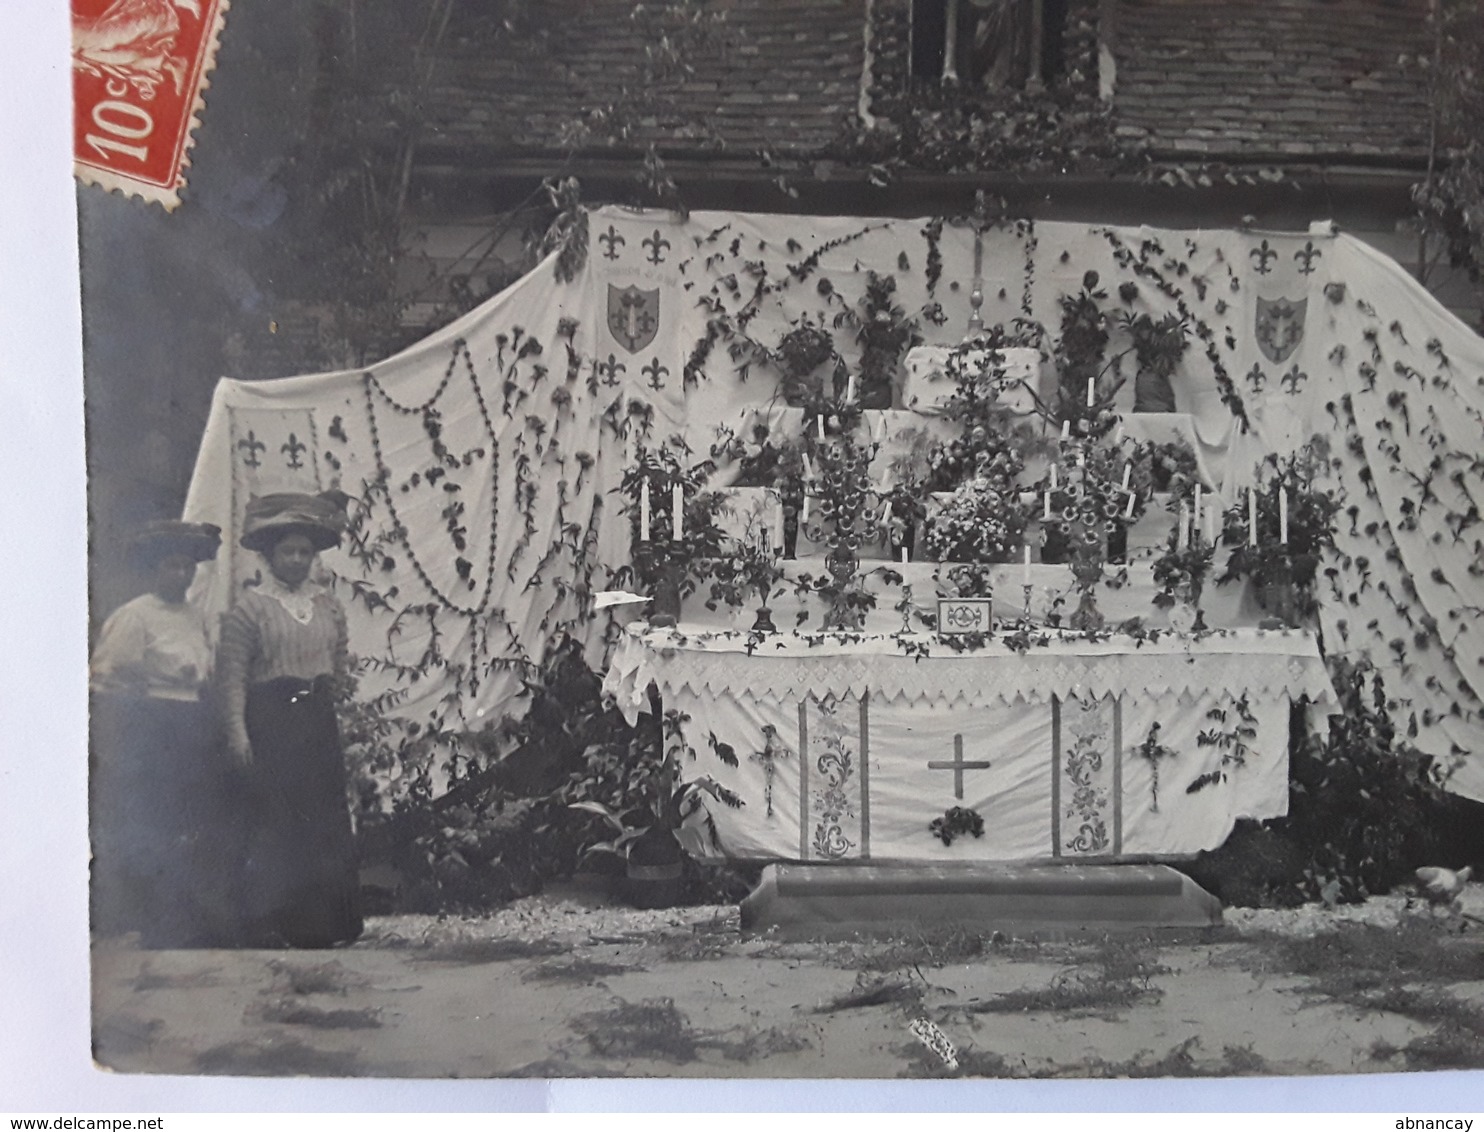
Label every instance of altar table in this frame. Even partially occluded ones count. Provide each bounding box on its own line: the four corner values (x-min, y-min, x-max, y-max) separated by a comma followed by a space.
603, 625, 1337, 863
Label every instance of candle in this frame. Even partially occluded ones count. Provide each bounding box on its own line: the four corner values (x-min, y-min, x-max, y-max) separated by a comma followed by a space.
1248, 487, 1258, 547
1077, 449, 1086, 469
873, 414, 886, 444
803, 453, 814, 480
1023, 544, 1032, 587
881, 499, 893, 525
846, 373, 856, 403
817, 414, 826, 441
801, 495, 810, 525
1177, 503, 1189, 552
1044, 492, 1052, 520
640, 478, 651, 541
1060, 419, 1071, 442
1121, 462, 1131, 490
1087, 377, 1096, 407
901, 546, 909, 565
1279, 486, 1289, 544
672, 483, 683, 540
1124, 490, 1136, 520
1050, 465, 1059, 491
1193, 484, 1202, 535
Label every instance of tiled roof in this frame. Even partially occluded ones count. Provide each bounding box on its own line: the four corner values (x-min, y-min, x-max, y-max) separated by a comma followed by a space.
1111, 0, 1431, 163
417, 0, 865, 159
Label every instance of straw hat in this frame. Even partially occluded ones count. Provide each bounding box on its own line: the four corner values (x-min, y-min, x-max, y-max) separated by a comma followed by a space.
239, 493, 346, 554
128, 520, 222, 569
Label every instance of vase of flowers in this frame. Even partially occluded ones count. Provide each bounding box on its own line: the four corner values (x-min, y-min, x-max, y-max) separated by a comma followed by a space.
1217, 445, 1341, 627
1151, 529, 1216, 632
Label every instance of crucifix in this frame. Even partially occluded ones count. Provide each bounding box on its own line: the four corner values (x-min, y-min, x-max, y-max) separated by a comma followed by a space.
927, 734, 991, 800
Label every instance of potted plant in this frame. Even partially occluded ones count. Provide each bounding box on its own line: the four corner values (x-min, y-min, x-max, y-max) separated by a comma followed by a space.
776, 323, 842, 407
1217, 445, 1341, 627
1151, 527, 1216, 632
568, 711, 744, 909
619, 448, 730, 625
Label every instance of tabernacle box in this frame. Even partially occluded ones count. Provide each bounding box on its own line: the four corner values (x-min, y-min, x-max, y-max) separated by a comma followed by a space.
937, 596, 993, 637
72, 0, 230, 210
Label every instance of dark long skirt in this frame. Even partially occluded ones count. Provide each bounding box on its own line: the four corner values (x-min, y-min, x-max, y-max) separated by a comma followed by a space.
90, 694, 241, 948
241, 676, 363, 948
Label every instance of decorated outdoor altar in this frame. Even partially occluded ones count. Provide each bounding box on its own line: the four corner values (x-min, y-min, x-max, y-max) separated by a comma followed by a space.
178, 205, 1484, 870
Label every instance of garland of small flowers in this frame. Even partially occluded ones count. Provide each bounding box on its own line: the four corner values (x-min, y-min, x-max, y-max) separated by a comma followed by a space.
1134, 723, 1177, 813
358, 339, 502, 621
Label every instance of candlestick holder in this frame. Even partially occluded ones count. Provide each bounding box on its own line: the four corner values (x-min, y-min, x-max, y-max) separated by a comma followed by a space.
1020, 583, 1034, 627
800, 429, 874, 630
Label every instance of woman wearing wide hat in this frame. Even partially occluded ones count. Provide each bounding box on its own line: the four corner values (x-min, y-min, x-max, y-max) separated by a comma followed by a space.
90, 520, 235, 946
217, 492, 364, 947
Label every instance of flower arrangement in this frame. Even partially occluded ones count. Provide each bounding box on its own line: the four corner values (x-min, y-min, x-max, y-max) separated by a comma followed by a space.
1129, 436, 1200, 496
929, 805, 985, 846
618, 447, 730, 602
922, 473, 1028, 564
1150, 526, 1216, 628
1217, 443, 1342, 622
776, 322, 843, 405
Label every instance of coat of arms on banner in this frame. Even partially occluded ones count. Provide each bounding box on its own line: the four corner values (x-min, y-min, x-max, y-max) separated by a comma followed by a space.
607, 283, 660, 354
1255, 296, 1307, 364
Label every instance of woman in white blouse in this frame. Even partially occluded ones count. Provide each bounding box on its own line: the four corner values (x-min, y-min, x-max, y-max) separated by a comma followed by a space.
89, 520, 230, 946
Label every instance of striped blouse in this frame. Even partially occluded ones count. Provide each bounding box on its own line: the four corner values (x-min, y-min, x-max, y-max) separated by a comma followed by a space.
217, 583, 349, 747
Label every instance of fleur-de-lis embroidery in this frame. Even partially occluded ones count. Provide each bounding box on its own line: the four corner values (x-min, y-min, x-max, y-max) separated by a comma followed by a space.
642, 357, 670, 390
281, 432, 307, 469
1281, 365, 1307, 394
599, 225, 625, 260
643, 228, 671, 265
1294, 241, 1322, 275
1246, 363, 1267, 393
1250, 240, 1278, 275
237, 430, 266, 469
597, 354, 626, 387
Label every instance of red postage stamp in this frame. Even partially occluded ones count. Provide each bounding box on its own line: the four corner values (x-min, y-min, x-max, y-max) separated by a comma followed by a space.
71, 0, 229, 210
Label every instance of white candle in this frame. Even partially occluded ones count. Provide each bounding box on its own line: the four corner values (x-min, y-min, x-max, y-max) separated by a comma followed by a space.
1060, 419, 1071, 442
1121, 462, 1131, 490
881, 499, 892, 525
846, 373, 856, 403
672, 483, 683, 540
1177, 503, 1189, 552
1248, 487, 1258, 547
1044, 492, 1053, 520
1087, 377, 1096, 407
1050, 465, 1059, 491
1077, 449, 1086, 469
1124, 490, 1136, 520
817, 414, 826, 441
1023, 544, 1032, 587
901, 546, 909, 565
801, 495, 810, 525
1279, 487, 1289, 544
640, 478, 651, 541
1193, 484, 1202, 539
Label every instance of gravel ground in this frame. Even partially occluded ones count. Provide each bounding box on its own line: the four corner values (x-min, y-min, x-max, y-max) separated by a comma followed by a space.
351, 880, 1484, 949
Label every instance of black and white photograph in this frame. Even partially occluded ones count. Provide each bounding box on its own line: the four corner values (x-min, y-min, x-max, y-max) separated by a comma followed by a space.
14, 0, 1484, 1110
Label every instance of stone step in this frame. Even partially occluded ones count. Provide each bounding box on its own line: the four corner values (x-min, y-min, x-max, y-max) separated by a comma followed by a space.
740, 862, 1222, 940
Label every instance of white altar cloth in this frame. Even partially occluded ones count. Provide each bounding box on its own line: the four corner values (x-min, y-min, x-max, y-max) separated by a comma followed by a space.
603, 626, 1336, 863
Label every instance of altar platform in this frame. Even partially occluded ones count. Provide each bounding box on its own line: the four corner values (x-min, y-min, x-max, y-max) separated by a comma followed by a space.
603, 622, 1337, 864
740, 861, 1224, 939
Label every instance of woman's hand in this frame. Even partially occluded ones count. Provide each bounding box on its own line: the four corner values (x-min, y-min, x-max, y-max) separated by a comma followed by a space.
226, 731, 253, 770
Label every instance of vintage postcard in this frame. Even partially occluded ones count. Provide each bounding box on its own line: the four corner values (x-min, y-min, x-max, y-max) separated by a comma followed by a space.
35, 0, 1484, 1109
